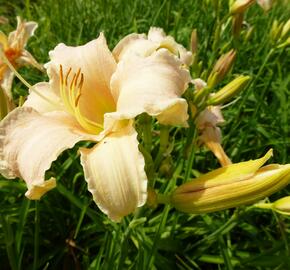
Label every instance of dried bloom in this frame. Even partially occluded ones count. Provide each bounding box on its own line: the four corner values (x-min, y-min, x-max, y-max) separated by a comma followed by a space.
196, 105, 232, 167
0, 16, 43, 99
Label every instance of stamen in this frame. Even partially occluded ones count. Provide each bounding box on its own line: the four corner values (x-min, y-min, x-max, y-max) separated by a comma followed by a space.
65, 67, 72, 86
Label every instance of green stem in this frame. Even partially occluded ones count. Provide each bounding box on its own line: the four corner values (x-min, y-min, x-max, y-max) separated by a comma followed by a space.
157, 193, 171, 205
184, 129, 198, 183
33, 201, 40, 270
154, 125, 169, 170
142, 114, 152, 153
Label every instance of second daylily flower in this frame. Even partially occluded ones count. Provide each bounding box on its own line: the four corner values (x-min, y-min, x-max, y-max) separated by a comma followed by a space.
0, 28, 191, 221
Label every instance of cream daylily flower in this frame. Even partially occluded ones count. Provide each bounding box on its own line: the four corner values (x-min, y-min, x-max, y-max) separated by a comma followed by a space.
0, 31, 191, 221
0, 16, 43, 99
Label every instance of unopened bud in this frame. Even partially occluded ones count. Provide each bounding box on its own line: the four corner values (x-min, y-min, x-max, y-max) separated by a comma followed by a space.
208, 49, 237, 88
244, 26, 255, 42
255, 196, 290, 216
281, 19, 290, 40
270, 20, 284, 43
230, 0, 255, 14
171, 150, 290, 214
207, 75, 250, 106
0, 16, 8, 25
272, 196, 290, 215
191, 29, 198, 54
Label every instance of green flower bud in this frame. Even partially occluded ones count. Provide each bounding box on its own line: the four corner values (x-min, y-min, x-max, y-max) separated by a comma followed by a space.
171, 150, 290, 214
207, 75, 251, 106
207, 49, 236, 88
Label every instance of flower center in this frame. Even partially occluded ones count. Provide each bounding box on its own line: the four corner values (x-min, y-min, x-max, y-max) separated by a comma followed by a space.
59, 65, 103, 134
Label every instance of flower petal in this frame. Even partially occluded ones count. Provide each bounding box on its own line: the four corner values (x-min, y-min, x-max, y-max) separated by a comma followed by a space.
24, 82, 64, 113
0, 107, 96, 199
80, 125, 147, 221
0, 69, 14, 99
46, 33, 117, 125
148, 27, 193, 66
17, 50, 44, 71
109, 49, 190, 126
113, 27, 192, 66
113, 33, 158, 61
8, 17, 38, 50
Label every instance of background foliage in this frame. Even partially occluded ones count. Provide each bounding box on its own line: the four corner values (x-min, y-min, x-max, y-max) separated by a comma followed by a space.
0, 0, 289, 269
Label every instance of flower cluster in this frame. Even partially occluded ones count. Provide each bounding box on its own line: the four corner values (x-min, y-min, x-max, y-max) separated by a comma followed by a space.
0, 17, 289, 222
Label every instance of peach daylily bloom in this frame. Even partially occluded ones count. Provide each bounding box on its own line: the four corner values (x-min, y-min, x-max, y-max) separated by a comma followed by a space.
0, 28, 191, 221
0, 16, 43, 99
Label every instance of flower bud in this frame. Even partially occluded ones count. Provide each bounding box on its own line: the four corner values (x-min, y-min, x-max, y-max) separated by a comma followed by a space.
230, 0, 255, 14
191, 29, 198, 54
281, 19, 290, 40
171, 150, 290, 214
0, 16, 8, 25
207, 75, 250, 106
272, 196, 290, 215
255, 196, 290, 216
270, 20, 284, 43
207, 49, 236, 88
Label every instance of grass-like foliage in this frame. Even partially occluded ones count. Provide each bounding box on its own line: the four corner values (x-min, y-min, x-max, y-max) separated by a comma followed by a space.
0, 0, 289, 269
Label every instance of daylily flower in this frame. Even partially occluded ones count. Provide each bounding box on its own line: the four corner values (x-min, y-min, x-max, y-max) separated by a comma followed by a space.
0, 16, 43, 99
0, 28, 191, 221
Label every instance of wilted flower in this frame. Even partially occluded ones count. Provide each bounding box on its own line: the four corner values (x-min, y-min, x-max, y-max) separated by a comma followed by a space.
0, 16, 43, 99
0, 28, 191, 221
196, 105, 232, 167
171, 150, 290, 214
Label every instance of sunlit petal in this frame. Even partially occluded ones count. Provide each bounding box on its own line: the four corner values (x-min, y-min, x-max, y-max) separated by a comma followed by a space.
46, 33, 117, 126
0, 107, 98, 199
80, 125, 147, 221
109, 49, 190, 126
24, 82, 64, 113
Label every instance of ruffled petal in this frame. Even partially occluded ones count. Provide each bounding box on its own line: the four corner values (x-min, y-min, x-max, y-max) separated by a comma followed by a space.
148, 27, 193, 66
46, 33, 117, 125
80, 125, 147, 221
109, 49, 190, 126
0, 107, 97, 199
114, 27, 192, 66
113, 33, 158, 62
24, 82, 65, 113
